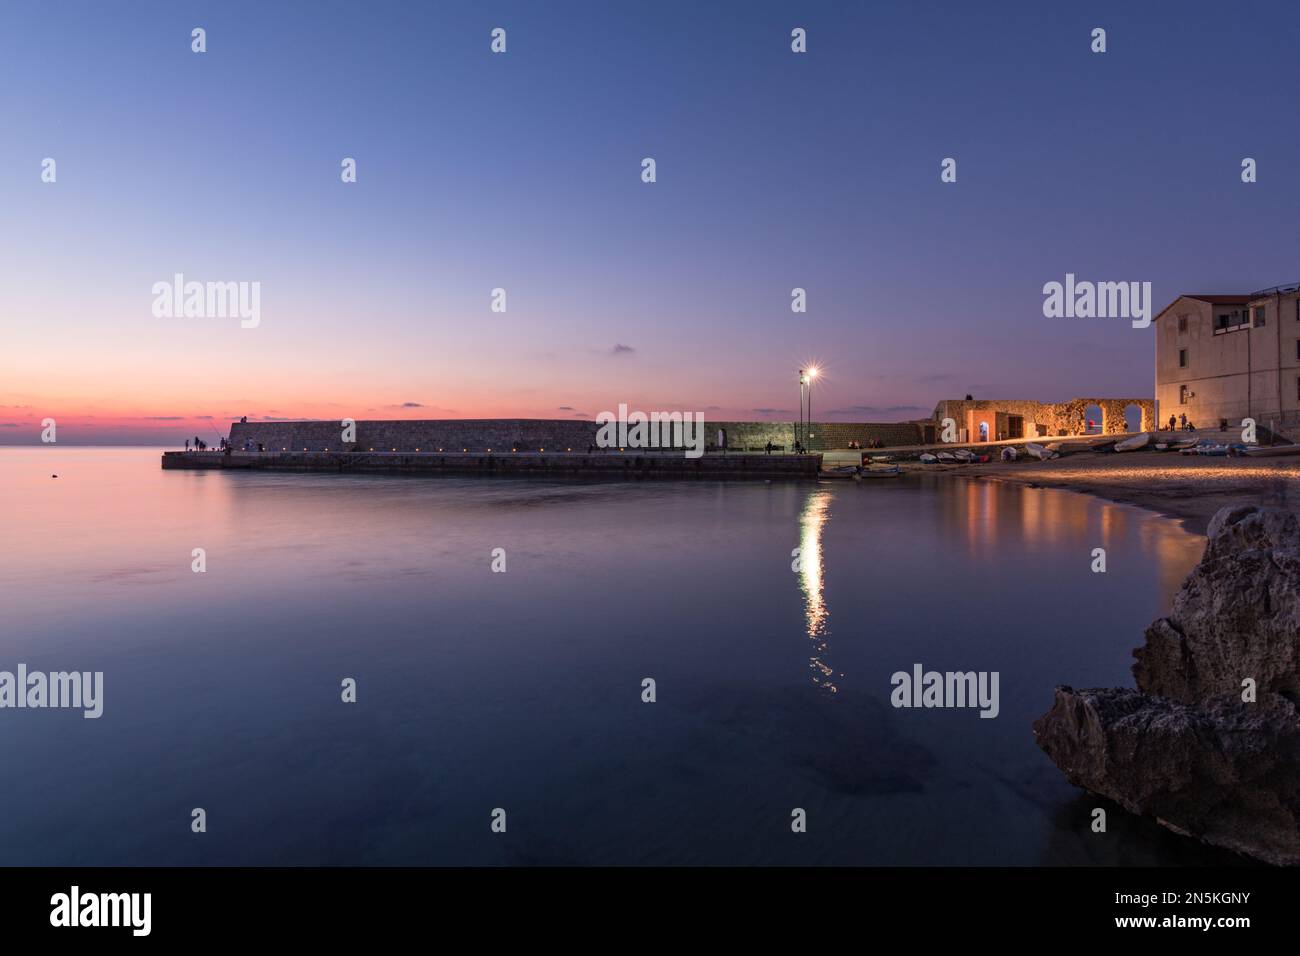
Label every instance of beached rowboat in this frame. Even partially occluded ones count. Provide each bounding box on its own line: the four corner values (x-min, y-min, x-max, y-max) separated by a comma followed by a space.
1025, 443, 1058, 460
1114, 433, 1151, 452
1244, 444, 1300, 458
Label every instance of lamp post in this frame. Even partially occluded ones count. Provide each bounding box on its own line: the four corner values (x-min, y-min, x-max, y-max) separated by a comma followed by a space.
807, 367, 818, 446
798, 369, 807, 451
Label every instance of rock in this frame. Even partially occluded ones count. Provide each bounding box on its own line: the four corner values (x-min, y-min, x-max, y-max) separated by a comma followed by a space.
1034, 504, 1300, 864
1136, 504, 1300, 704
1033, 687, 1300, 865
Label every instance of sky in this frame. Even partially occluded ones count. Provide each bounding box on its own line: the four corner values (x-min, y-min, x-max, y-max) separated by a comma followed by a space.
3, 0, 1300, 443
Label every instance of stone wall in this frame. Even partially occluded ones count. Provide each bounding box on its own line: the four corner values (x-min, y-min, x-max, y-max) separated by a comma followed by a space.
932, 398, 1156, 438
230, 419, 599, 453
226, 418, 921, 454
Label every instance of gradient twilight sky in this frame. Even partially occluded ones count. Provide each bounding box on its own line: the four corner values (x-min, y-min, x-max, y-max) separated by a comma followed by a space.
3, 0, 1300, 443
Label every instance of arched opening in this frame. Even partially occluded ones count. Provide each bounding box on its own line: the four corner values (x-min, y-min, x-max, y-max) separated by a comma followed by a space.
1083, 404, 1103, 435
1123, 404, 1143, 433
978, 421, 989, 442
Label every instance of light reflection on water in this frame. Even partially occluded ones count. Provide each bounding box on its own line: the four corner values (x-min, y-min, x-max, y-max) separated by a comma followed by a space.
0, 448, 1231, 866
798, 490, 835, 693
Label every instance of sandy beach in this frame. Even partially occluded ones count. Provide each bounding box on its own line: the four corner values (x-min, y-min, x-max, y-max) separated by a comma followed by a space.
924, 452, 1300, 535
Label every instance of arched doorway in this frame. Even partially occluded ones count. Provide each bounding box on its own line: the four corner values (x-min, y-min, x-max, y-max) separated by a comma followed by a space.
1084, 404, 1103, 435
978, 421, 989, 442
1123, 404, 1143, 433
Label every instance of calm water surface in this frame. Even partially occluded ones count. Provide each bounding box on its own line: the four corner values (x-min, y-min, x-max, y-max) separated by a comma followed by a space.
0, 447, 1229, 865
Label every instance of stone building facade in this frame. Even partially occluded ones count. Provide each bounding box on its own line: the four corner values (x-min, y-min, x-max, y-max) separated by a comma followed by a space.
1155, 285, 1300, 436
931, 397, 1155, 440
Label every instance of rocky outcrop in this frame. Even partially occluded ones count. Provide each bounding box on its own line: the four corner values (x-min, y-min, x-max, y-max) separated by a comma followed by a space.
1034, 504, 1300, 865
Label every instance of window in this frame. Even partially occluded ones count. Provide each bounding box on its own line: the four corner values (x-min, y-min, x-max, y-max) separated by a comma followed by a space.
1255, 306, 1267, 327
1216, 310, 1249, 332
1178, 348, 1188, 368
1178, 314, 1188, 333
1179, 384, 1188, 405
1296, 340, 1300, 361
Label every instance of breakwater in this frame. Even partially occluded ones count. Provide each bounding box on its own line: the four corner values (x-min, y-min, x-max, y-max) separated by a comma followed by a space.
225, 418, 924, 454
161, 449, 823, 480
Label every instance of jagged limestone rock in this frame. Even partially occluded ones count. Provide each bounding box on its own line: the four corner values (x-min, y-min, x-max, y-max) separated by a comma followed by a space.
1034, 504, 1300, 865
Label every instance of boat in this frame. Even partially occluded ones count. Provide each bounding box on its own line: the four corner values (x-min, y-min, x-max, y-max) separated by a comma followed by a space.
1025, 442, 1058, 461
1244, 444, 1300, 458
1114, 433, 1151, 452
952, 449, 977, 462
1172, 438, 1199, 450
820, 465, 861, 479
1000, 446, 1018, 462
861, 465, 902, 478
936, 452, 959, 463
919, 453, 938, 464
869, 454, 895, 464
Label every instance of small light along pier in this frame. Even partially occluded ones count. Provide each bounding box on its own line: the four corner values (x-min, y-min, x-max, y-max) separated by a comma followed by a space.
161, 449, 824, 481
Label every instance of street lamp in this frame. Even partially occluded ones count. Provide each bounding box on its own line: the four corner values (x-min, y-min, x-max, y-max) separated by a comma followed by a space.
798, 369, 808, 451
807, 367, 819, 443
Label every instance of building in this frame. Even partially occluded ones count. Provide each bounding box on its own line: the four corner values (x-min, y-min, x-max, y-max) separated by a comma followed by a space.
1154, 283, 1300, 436
931, 397, 1154, 441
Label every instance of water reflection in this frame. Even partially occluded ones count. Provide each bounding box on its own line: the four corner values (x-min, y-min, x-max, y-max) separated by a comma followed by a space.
0, 450, 1216, 865
798, 489, 836, 693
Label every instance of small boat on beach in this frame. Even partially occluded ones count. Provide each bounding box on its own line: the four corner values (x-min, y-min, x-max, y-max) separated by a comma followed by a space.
1000, 446, 1018, 462
861, 465, 902, 478
936, 451, 959, 463
1244, 444, 1300, 458
952, 449, 977, 462
1025, 442, 1058, 461
1114, 433, 1151, 452
869, 454, 895, 464
1049, 441, 1092, 454
919, 453, 938, 464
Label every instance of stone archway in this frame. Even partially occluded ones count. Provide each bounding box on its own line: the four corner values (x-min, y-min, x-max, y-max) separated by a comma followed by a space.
1083, 403, 1103, 434
1095, 399, 1155, 434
